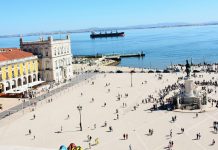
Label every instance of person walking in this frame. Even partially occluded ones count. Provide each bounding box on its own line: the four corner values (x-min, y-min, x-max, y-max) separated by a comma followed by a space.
212, 139, 215, 145
126, 134, 128, 140
129, 144, 132, 150
28, 129, 31, 135
170, 129, 172, 138
123, 134, 126, 140
89, 142, 91, 149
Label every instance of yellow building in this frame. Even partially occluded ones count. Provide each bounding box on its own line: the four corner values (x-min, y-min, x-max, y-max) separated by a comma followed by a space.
0, 48, 40, 94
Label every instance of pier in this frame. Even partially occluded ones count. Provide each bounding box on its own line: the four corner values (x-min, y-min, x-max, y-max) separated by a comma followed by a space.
74, 51, 145, 59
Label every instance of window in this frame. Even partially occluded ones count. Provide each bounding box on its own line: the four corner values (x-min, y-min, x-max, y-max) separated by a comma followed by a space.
45, 61, 49, 70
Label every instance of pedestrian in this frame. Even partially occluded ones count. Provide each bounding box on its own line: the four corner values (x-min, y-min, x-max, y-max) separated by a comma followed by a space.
151, 129, 154, 135
104, 121, 107, 127
95, 138, 99, 145
89, 142, 91, 149
33, 114, 36, 119
123, 134, 126, 140
61, 126, 63, 132
129, 144, 132, 150
67, 114, 70, 119
28, 129, 31, 135
169, 140, 172, 148
117, 114, 119, 120
170, 129, 172, 138
126, 134, 128, 140
212, 139, 215, 145
109, 126, 113, 132
94, 124, 96, 129
33, 135, 35, 140
196, 113, 198, 118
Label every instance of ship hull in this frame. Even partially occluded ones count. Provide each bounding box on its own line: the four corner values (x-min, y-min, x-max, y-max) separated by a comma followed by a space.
90, 32, 125, 39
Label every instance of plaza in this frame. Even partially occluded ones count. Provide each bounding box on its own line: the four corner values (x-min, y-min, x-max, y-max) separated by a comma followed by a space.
0, 72, 217, 150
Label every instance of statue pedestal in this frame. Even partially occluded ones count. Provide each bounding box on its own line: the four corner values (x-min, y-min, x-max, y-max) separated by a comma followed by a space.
184, 77, 195, 98
182, 77, 196, 104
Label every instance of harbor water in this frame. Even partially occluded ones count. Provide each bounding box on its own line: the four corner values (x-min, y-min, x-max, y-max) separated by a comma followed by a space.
1, 25, 218, 69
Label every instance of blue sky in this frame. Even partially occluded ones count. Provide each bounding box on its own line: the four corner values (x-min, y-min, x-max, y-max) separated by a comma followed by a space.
1, 0, 218, 34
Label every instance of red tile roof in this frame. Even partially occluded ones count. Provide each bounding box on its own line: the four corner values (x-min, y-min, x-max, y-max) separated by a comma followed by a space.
0, 48, 34, 62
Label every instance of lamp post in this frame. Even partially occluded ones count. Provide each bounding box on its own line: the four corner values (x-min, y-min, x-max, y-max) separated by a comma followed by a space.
77, 105, 82, 131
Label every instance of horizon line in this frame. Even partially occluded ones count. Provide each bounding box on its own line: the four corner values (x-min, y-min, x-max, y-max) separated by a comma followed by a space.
1, 21, 218, 38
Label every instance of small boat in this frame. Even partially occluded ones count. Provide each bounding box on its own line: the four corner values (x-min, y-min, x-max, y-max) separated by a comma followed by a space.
90, 31, 125, 39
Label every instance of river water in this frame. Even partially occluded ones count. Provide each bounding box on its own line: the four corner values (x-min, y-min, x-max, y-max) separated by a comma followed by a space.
1, 25, 218, 69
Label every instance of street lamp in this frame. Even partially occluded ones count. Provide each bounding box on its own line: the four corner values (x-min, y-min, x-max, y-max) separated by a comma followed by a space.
77, 105, 82, 131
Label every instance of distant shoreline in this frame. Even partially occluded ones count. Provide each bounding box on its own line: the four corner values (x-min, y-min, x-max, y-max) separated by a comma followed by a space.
1, 22, 218, 38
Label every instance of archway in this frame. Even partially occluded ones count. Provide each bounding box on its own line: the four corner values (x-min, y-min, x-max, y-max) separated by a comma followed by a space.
38, 73, 41, 81
0, 83, 4, 93
12, 80, 16, 89
18, 78, 22, 86
5, 81, 10, 91
33, 74, 36, 82
28, 75, 32, 83
23, 77, 27, 85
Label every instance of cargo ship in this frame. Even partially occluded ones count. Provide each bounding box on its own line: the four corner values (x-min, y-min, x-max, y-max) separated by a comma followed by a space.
90, 31, 125, 39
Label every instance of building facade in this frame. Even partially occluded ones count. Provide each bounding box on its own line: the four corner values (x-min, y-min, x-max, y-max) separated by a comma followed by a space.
0, 48, 39, 94
20, 35, 73, 82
